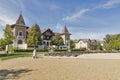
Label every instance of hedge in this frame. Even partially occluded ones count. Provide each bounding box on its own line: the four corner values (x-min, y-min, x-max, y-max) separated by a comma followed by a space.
54, 49, 67, 52
14, 49, 48, 52
71, 48, 86, 52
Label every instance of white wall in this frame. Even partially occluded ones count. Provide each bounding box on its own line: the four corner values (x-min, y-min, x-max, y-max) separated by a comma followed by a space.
75, 41, 88, 49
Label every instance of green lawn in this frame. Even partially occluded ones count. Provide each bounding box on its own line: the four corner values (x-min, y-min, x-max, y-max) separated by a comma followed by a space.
0, 53, 32, 60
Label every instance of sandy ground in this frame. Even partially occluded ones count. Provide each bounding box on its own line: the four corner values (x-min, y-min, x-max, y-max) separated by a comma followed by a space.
1, 53, 120, 80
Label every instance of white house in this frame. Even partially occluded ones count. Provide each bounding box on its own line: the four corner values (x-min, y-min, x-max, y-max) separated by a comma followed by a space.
75, 39, 103, 50
75, 39, 91, 50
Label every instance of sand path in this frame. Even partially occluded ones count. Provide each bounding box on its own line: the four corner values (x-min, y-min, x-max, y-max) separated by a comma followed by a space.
1, 53, 120, 80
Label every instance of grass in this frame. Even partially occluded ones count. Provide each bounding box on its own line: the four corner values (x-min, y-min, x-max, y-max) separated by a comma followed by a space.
0, 53, 32, 60
0, 51, 49, 60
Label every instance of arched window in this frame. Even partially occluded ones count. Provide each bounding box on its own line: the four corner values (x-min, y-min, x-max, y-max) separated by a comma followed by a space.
47, 42, 49, 46
18, 40, 23, 44
43, 42, 46, 45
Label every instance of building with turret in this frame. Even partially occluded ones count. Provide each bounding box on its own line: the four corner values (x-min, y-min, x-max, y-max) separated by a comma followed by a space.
61, 25, 71, 49
11, 14, 29, 49
9, 14, 71, 49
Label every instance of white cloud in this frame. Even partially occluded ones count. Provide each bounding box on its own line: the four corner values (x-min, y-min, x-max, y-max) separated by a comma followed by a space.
97, 0, 120, 9
62, 0, 120, 22
56, 23, 64, 31
0, 14, 15, 26
0, 13, 15, 38
0, 2, 16, 26
62, 9, 89, 22
0, 0, 23, 27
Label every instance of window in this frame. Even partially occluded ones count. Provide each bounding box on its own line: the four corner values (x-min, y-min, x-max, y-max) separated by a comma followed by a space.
47, 36, 49, 39
18, 40, 23, 44
18, 31, 23, 36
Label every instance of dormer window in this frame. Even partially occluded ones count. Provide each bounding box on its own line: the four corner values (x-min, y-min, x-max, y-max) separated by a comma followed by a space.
18, 31, 23, 36
47, 36, 49, 39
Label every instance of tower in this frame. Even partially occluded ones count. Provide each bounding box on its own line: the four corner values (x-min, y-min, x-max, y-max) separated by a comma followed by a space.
61, 25, 71, 49
11, 13, 28, 49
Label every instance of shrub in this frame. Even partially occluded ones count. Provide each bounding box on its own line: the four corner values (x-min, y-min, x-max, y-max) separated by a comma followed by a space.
9, 48, 15, 53
14, 49, 33, 52
72, 48, 86, 52
37, 49, 48, 52
54, 49, 67, 52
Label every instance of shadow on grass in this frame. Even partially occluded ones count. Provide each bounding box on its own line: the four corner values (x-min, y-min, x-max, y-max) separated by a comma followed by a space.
0, 69, 32, 80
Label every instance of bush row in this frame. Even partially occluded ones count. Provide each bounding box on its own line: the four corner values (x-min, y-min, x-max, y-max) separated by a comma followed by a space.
44, 52, 82, 57
14, 49, 48, 52
54, 49, 67, 52
71, 48, 86, 52
44, 51, 120, 57
53, 48, 86, 52
11, 48, 120, 53
13, 48, 87, 52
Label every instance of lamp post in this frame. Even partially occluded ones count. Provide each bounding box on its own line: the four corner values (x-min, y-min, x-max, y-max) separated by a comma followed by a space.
66, 40, 71, 52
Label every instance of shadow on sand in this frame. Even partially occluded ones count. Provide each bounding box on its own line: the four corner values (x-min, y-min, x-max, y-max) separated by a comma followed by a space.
0, 69, 32, 80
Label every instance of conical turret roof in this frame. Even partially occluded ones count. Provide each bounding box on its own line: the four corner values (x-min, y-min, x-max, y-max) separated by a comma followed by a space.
62, 25, 69, 33
16, 14, 25, 25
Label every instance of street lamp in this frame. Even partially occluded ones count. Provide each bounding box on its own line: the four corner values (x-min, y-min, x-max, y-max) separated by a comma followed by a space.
66, 39, 71, 52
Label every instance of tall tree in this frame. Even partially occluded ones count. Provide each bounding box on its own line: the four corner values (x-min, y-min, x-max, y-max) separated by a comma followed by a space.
51, 35, 63, 47
3, 24, 14, 52
27, 24, 42, 47
4, 24, 14, 44
104, 34, 118, 44
104, 34, 120, 50
0, 38, 6, 50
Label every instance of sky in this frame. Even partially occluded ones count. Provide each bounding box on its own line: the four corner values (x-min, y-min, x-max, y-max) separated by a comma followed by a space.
0, 0, 120, 40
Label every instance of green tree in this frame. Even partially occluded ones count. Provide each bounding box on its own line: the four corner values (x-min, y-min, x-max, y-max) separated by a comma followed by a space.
51, 35, 63, 47
0, 38, 6, 50
108, 40, 120, 50
4, 24, 14, 44
97, 42, 102, 50
70, 40, 75, 49
3, 24, 14, 52
27, 24, 42, 47
104, 34, 118, 44
104, 34, 120, 51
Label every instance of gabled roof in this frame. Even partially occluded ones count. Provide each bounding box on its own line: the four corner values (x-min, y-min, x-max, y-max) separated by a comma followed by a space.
16, 14, 25, 25
77, 39, 91, 43
41, 28, 54, 35
41, 29, 47, 34
90, 39, 97, 43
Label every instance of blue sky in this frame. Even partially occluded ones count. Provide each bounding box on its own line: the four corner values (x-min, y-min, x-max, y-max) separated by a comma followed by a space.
0, 0, 120, 40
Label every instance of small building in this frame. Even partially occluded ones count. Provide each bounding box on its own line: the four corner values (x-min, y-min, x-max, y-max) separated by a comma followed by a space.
41, 29, 55, 48
90, 39, 97, 50
75, 39, 91, 50
75, 39, 103, 50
